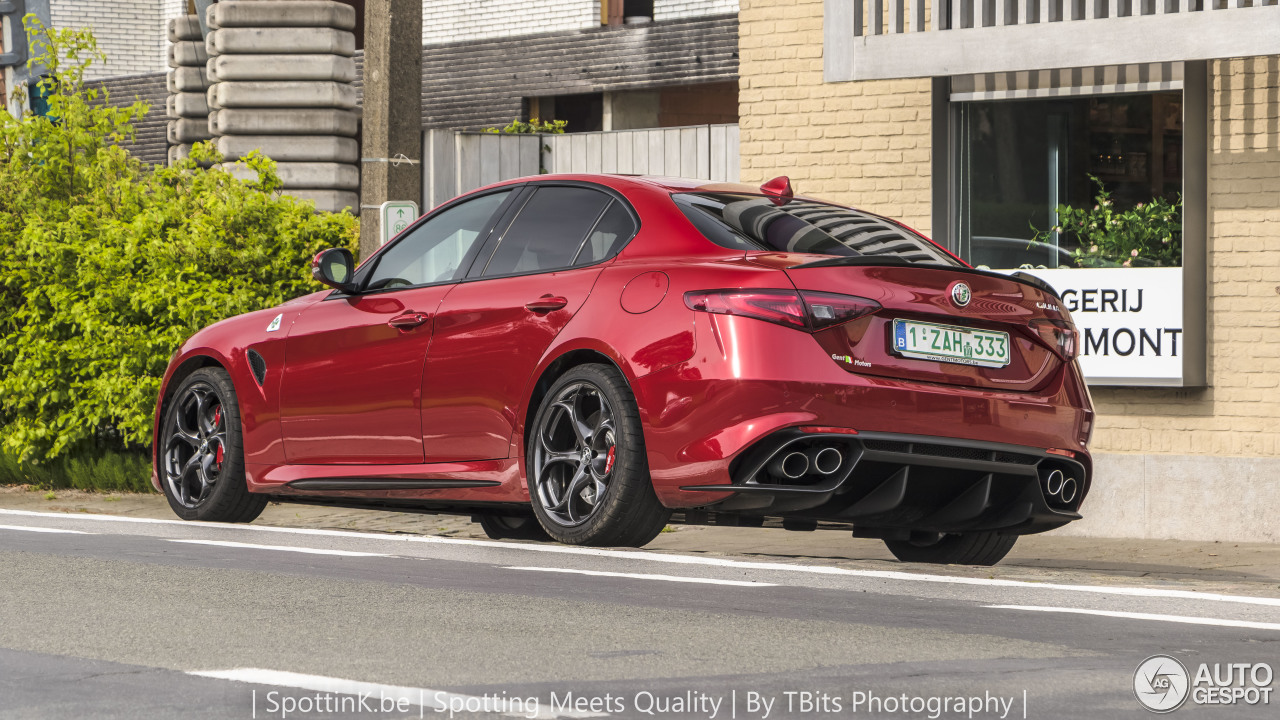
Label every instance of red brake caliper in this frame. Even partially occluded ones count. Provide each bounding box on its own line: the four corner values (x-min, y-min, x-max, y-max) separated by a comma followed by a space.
604, 446, 616, 474
213, 407, 224, 466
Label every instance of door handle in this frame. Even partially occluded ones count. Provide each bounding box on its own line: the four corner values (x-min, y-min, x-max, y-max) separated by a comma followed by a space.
525, 295, 568, 313
388, 312, 430, 330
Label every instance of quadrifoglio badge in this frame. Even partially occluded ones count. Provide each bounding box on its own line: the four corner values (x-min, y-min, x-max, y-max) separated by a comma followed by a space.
1134, 655, 1274, 713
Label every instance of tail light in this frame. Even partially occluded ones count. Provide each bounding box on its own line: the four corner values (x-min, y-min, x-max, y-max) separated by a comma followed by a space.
1030, 318, 1079, 359
684, 289, 881, 332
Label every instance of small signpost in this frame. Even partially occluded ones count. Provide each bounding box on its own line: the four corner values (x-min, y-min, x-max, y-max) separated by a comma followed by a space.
378, 200, 419, 246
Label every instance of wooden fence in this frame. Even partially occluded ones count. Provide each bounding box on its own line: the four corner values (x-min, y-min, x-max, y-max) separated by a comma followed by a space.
423, 124, 740, 208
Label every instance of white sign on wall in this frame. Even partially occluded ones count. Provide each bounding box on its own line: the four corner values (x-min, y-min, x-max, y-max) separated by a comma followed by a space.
1006, 267, 1185, 386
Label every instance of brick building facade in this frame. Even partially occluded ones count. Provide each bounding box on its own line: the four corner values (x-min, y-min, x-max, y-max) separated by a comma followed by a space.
49, 0, 187, 80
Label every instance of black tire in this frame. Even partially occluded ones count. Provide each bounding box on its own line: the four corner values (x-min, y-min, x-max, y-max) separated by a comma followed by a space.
476, 513, 552, 541
159, 367, 267, 523
884, 531, 1017, 566
526, 364, 671, 547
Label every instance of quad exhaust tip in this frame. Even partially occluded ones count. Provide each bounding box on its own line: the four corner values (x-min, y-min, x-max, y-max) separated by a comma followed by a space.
1043, 468, 1078, 505
769, 451, 809, 479
766, 446, 844, 480
808, 447, 843, 475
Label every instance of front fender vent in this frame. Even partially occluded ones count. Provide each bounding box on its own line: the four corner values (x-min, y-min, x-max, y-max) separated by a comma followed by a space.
246, 349, 267, 386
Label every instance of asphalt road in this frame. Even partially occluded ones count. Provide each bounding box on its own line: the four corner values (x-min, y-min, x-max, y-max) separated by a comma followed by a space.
0, 508, 1276, 720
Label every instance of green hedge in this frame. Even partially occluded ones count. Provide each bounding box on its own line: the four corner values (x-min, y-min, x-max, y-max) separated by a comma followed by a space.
0, 21, 358, 473
0, 446, 152, 493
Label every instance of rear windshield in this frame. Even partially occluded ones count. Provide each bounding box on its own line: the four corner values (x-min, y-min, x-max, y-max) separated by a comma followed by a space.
674, 192, 962, 267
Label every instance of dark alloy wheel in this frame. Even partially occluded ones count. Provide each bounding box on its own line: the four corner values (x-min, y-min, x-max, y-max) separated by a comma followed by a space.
883, 531, 1017, 566
160, 367, 267, 523
528, 364, 670, 547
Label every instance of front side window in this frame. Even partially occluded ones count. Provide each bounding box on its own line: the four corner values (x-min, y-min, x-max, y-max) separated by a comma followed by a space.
366, 190, 511, 290
482, 186, 614, 277
675, 192, 961, 266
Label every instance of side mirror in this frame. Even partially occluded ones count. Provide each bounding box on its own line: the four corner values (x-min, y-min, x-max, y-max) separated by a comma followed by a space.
311, 248, 357, 293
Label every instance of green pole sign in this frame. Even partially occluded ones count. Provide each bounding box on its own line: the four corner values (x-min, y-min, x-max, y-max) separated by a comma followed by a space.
378, 200, 419, 246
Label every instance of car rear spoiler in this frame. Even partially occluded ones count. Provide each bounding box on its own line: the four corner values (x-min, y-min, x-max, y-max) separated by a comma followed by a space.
789, 256, 1063, 301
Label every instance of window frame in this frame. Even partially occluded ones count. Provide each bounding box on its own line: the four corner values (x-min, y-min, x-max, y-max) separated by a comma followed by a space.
463, 180, 641, 282
334, 185, 526, 299
932, 65, 1208, 387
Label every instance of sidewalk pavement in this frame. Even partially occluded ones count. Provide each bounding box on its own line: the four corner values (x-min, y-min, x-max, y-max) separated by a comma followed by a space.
5, 486, 1279, 596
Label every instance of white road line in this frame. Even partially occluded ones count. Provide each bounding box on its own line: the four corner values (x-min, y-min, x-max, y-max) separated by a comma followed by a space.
505, 566, 778, 587
167, 539, 389, 558
6, 509, 1280, 609
187, 668, 606, 719
988, 605, 1280, 632
0, 523, 90, 535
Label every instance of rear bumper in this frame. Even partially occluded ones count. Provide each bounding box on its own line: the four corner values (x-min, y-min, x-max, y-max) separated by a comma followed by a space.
680, 429, 1088, 536
631, 314, 1093, 535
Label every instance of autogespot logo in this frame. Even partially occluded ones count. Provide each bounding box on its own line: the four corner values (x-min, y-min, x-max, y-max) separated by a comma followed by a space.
1135, 655, 1191, 713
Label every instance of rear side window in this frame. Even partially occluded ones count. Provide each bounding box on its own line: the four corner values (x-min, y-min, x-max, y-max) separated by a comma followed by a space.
674, 192, 960, 266
483, 186, 612, 276
573, 201, 636, 266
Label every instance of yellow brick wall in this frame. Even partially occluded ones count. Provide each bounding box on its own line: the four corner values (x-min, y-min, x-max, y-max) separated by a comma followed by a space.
1090, 56, 1280, 456
739, 0, 1280, 457
738, 0, 934, 232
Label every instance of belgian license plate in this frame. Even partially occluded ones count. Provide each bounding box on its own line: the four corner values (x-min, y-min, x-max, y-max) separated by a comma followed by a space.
892, 319, 1011, 369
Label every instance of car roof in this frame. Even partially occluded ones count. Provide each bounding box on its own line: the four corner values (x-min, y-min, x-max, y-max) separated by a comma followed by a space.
474, 173, 771, 196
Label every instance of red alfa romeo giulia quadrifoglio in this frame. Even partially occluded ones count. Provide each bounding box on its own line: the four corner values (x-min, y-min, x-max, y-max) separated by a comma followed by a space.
152, 174, 1094, 565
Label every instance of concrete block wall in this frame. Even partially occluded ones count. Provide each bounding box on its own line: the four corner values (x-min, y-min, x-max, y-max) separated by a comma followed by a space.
166, 16, 215, 155
49, 0, 187, 80
202, 1, 361, 214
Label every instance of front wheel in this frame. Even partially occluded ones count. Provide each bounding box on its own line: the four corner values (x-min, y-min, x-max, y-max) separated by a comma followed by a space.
527, 364, 670, 547
159, 367, 267, 523
883, 531, 1017, 566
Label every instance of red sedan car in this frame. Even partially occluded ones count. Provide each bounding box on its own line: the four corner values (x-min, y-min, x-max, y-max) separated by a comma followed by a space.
152, 174, 1093, 565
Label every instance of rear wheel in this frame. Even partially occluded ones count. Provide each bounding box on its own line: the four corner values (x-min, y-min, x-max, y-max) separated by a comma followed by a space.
475, 513, 550, 541
527, 364, 670, 547
160, 367, 267, 523
883, 531, 1017, 566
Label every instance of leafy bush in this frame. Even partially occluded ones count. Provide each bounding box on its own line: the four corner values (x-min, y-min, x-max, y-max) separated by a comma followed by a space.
1032, 175, 1182, 268
0, 20, 359, 467
0, 446, 152, 493
482, 117, 567, 134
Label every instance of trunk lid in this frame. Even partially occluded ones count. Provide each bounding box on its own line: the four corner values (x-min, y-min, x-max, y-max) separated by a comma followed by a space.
771, 253, 1069, 392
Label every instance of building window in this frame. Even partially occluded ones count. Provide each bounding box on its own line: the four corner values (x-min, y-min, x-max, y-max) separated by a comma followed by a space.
942, 63, 1208, 387
602, 0, 654, 26
953, 92, 1183, 271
